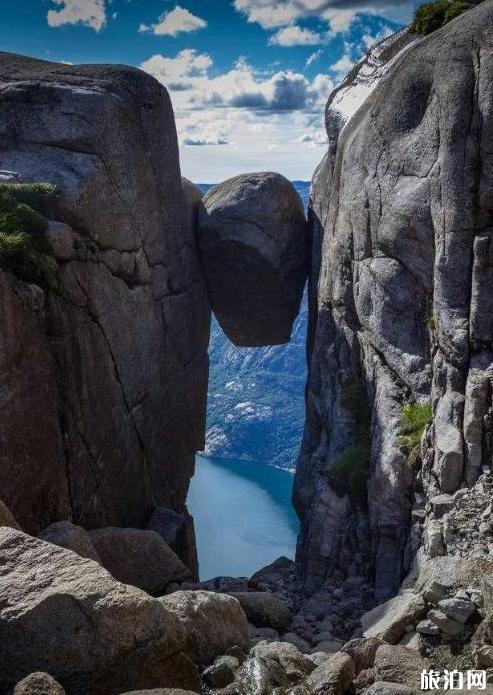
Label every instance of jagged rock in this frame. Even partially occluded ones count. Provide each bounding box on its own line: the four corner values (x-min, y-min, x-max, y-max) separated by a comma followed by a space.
224, 641, 314, 694
475, 645, 493, 668
429, 495, 454, 519
437, 597, 476, 623
249, 556, 298, 594
89, 527, 191, 595
294, 0, 493, 599
305, 651, 355, 695
427, 609, 465, 637
198, 172, 307, 347
192, 576, 249, 593
0, 500, 21, 530
361, 593, 425, 644
146, 506, 199, 581
253, 641, 315, 682
341, 638, 385, 674
0, 52, 210, 533
38, 521, 101, 562
413, 556, 483, 603
230, 592, 292, 633
373, 645, 430, 687
0, 528, 200, 694
159, 590, 250, 665
416, 620, 440, 636
202, 655, 239, 689
13, 672, 66, 695
307, 652, 331, 668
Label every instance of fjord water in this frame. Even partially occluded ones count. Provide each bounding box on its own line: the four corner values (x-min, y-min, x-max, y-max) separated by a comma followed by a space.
189, 455, 299, 580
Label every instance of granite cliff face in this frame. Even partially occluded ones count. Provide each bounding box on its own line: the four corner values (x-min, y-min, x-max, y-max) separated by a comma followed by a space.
0, 53, 210, 533
295, 0, 493, 602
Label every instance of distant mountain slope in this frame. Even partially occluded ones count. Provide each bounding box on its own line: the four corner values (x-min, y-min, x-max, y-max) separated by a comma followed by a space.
198, 181, 309, 471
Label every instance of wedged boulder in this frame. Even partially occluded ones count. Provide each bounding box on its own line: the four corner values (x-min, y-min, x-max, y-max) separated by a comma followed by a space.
14, 672, 66, 695
159, 590, 250, 665
38, 521, 101, 562
0, 500, 21, 530
361, 592, 425, 644
198, 172, 307, 347
0, 528, 200, 694
89, 527, 191, 595
229, 591, 292, 633
306, 651, 355, 695
373, 645, 430, 687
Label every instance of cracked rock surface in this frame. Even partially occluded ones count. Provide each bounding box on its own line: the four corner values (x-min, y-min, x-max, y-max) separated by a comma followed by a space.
0, 52, 210, 534
295, 1, 493, 602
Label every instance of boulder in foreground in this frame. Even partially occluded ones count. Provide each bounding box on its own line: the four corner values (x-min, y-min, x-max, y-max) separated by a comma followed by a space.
198, 172, 307, 347
89, 527, 191, 595
0, 528, 199, 694
14, 672, 66, 695
159, 590, 250, 665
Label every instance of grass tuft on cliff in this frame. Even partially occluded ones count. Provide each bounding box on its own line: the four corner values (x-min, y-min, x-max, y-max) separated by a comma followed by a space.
0, 184, 61, 292
328, 377, 372, 509
398, 400, 432, 467
412, 0, 484, 34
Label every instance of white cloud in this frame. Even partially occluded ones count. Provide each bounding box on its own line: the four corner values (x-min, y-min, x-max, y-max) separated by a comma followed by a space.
47, 0, 106, 31
139, 5, 207, 37
321, 8, 358, 32
269, 26, 323, 46
234, 0, 413, 32
140, 50, 334, 181
306, 49, 324, 67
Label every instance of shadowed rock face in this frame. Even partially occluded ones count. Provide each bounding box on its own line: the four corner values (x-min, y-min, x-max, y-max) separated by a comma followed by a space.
198, 172, 308, 347
295, 1, 493, 601
0, 52, 210, 533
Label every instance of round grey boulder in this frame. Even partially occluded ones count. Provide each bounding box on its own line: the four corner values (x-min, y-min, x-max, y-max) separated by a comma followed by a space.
198, 172, 307, 347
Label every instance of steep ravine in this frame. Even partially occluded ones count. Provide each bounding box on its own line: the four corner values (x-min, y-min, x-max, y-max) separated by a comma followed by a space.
0, 3, 493, 693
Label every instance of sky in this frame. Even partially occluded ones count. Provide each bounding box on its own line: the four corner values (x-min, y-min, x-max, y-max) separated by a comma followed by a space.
1, 0, 418, 181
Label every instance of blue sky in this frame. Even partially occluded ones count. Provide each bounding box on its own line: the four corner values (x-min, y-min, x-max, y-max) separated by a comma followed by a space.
1, 0, 417, 181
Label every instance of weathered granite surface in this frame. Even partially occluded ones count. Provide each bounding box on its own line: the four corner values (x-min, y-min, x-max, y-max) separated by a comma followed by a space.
295, 1, 493, 600
0, 52, 210, 533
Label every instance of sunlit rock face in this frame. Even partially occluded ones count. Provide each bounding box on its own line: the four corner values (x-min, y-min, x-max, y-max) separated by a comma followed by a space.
0, 52, 210, 532
198, 172, 308, 348
295, 2, 493, 601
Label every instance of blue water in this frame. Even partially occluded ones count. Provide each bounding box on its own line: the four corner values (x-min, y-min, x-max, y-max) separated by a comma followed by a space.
188, 455, 299, 580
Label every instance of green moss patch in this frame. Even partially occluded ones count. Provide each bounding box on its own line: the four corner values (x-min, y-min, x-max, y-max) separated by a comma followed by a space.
398, 400, 432, 468
0, 184, 61, 292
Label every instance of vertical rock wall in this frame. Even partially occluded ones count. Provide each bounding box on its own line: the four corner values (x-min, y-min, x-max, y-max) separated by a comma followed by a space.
0, 53, 210, 533
295, 1, 493, 600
